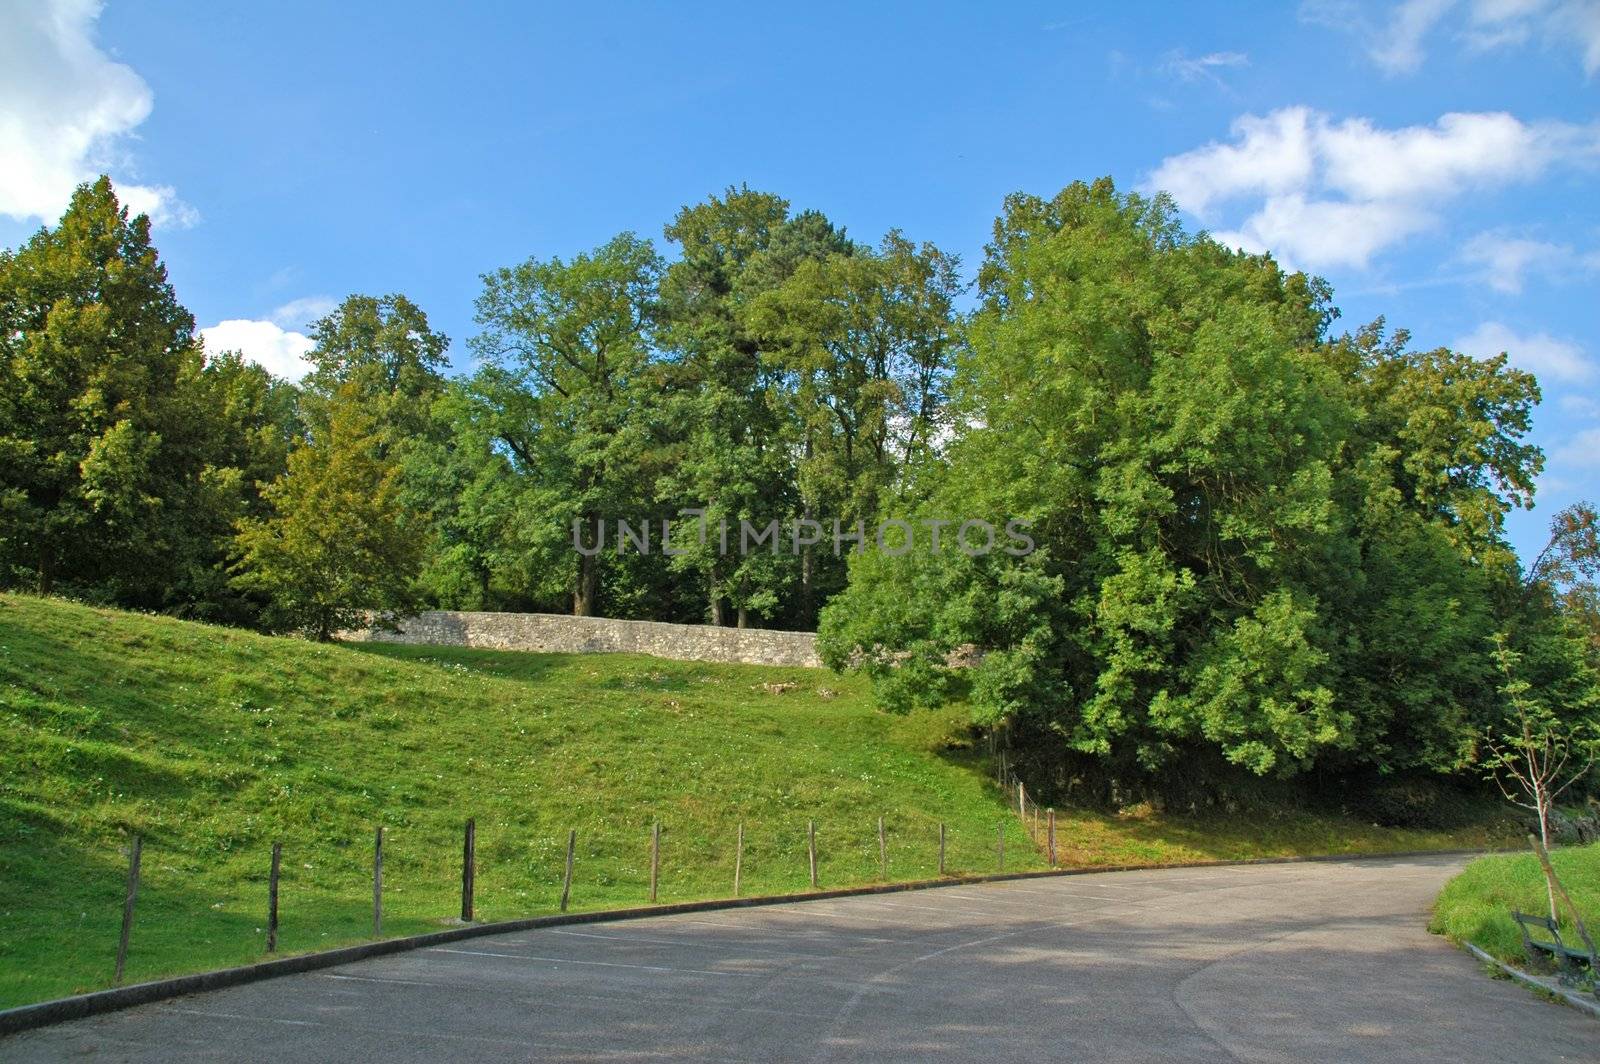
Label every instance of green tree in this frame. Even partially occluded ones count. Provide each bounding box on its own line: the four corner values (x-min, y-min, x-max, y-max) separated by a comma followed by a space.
300, 293, 449, 448
657, 189, 853, 627
1482, 634, 1600, 921
168, 349, 302, 623
232, 388, 420, 639
820, 177, 1546, 785
0, 176, 272, 610
746, 231, 963, 624
403, 382, 524, 610
471, 232, 662, 616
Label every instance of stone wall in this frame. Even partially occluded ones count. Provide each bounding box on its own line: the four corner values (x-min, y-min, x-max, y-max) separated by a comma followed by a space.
341, 610, 823, 669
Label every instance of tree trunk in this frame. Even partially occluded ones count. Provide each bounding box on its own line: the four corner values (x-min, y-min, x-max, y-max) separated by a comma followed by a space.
708, 558, 724, 625
36, 541, 53, 596
800, 500, 815, 626
573, 552, 598, 617
1537, 785, 1558, 921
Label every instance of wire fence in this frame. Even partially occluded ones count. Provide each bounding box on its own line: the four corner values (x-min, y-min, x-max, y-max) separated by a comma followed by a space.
998, 750, 1059, 866
98, 785, 1060, 989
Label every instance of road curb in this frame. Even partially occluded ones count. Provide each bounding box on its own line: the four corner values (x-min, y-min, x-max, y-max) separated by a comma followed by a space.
1462, 942, 1600, 1020
0, 846, 1490, 1036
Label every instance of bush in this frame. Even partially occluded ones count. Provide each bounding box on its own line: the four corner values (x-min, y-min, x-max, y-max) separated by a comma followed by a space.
1343, 777, 1484, 830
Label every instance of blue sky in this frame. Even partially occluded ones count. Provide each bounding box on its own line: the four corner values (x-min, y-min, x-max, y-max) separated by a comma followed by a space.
1, 0, 1595, 561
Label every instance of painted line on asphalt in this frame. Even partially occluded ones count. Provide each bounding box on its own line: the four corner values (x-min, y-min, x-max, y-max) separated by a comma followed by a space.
541, 927, 837, 959
425, 946, 757, 977
318, 973, 460, 989
649, 914, 912, 945
542, 988, 840, 1022
986, 885, 1122, 900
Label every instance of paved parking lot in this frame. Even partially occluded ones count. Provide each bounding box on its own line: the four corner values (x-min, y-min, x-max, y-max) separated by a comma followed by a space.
7, 854, 1594, 1062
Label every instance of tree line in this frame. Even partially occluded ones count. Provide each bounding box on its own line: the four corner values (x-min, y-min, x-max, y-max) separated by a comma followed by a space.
2, 176, 1595, 785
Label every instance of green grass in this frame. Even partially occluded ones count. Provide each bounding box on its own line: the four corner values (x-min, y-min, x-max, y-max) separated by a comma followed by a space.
0, 593, 1519, 1008
1430, 842, 1600, 966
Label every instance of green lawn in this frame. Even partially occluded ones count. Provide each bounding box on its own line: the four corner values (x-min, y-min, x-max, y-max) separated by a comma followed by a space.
1430, 842, 1600, 966
0, 593, 1519, 1008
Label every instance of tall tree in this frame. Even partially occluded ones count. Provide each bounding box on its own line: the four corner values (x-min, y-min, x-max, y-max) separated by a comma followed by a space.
657, 189, 852, 626
168, 348, 302, 623
0, 177, 244, 606
471, 232, 662, 616
232, 386, 420, 640
300, 293, 449, 447
746, 231, 963, 624
403, 382, 524, 610
820, 177, 1553, 785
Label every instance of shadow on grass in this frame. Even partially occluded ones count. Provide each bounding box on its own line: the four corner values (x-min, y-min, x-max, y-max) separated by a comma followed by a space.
336, 641, 567, 685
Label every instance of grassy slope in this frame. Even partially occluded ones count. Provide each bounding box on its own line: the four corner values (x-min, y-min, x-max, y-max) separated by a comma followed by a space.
1430, 844, 1600, 965
0, 593, 1516, 1008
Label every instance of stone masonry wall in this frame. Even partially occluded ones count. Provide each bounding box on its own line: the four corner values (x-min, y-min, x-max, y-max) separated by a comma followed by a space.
341, 610, 823, 669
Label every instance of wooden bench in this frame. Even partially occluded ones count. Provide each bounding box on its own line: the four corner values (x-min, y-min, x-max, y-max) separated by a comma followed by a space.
1511, 910, 1596, 986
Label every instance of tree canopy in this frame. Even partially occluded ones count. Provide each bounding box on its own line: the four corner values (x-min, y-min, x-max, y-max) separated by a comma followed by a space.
4, 174, 1596, 793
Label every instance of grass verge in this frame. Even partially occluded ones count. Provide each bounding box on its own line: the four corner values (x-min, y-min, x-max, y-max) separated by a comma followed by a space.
1430, 842, 1600, 966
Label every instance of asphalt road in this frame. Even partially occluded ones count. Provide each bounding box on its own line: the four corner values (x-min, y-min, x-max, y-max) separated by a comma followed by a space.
7, 854, 1595, 1062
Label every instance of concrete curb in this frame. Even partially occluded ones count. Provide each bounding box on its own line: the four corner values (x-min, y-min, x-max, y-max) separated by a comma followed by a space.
0, 847, 1490, 1037
1463, 942, 1600, 1021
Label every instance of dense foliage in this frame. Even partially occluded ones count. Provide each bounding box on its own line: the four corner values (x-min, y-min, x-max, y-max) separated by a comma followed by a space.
2, 176, 1596, 786
817, 180, 1598, 784
0, 178, 298, 623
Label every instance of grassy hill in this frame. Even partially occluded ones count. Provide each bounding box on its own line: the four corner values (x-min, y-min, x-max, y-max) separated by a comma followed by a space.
0, 594, 1516, 1008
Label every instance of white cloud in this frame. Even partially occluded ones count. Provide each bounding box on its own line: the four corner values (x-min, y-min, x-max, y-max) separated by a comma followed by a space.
268, 296, 338, 330
1305, 0, 1600, 76
1317, 111, 1564, 200
1458, 231, 1582, 292
1553, 0, 1600, 74
1553, 426, 1600, 468
1149, 108, 1317, 216
200, 319, 315, 381
1160, 50, 1250, 85
0, 0, 194, 226
1557, 394, 1600, 417
1149, 107, 1599, 269
1454, 321, 1595, 383
1217, 196, 1434, 270
1373, 0, 1459, 72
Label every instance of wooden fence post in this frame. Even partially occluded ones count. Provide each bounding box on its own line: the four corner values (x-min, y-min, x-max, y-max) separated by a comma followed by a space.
938, 823, 946, 876
461, 818, 475, 922
267, 841, 281, 953
1047, 808, 1056, 866
878, 817, 887, 881
114, 834, 142, 983
733, 822, 744, 897
373, 825, 383, 937
996, 823, 1005, 873
649, 822, 661, 903
1017, 782, 1025, 819
560, 829, 575, 912
808, 820, 818, 889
